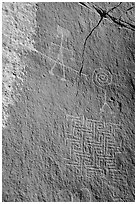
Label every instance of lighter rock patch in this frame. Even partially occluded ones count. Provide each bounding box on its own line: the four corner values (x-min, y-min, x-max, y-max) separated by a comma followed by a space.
2, 2, 37, 128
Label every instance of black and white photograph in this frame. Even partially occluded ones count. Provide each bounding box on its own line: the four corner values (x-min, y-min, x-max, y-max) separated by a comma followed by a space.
2, 1, 135, 202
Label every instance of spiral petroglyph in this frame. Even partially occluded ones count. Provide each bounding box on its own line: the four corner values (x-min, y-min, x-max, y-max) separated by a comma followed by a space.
92, 68, 112, 88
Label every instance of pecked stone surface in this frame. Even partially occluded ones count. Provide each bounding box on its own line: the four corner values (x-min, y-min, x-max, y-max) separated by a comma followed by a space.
2, 2, 135, 202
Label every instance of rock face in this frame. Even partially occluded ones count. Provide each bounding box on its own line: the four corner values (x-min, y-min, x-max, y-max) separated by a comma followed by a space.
2, 2, 135, 202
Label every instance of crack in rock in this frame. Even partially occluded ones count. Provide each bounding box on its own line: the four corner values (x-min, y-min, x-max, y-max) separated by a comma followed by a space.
78, 2, 135, 75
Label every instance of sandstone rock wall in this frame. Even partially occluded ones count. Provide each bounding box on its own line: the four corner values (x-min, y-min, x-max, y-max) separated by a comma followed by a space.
2, 2, 135, 202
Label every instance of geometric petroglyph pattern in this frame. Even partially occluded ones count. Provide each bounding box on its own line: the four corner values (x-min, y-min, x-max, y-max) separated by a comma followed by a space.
100, 90, 113, 115
64, 114, 122, 184
92, 68, 114, 118
92, 68, 112, 88
48, 25, 75, 81
48, 25, 88, 81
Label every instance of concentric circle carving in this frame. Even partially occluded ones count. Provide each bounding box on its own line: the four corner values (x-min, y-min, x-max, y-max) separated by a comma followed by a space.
92, 69, 112, 88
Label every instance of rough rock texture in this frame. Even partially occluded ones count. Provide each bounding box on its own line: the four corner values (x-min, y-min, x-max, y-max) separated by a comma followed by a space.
2, 2, 135, 202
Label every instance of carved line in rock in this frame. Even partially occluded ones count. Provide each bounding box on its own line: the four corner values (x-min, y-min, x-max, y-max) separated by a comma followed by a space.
38, 46, 88, 80
100, 90, 114, 115
49, 26, 66, 81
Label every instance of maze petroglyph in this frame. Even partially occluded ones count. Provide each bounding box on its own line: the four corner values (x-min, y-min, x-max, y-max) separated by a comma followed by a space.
64, 114, 122, 180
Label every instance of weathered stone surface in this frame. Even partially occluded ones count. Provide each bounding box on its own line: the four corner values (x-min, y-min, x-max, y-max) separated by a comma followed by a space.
2, 2, 135, 202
